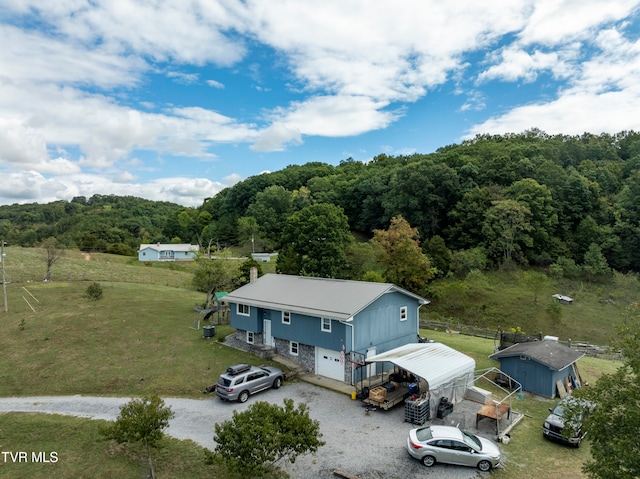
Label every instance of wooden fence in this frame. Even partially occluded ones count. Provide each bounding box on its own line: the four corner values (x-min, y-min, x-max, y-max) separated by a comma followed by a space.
419, 319, 623, 361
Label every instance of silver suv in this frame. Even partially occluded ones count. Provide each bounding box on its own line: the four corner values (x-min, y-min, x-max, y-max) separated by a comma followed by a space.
215, 363, 284, 403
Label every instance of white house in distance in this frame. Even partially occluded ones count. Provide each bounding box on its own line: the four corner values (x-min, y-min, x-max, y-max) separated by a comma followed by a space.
138, 243, 199, 261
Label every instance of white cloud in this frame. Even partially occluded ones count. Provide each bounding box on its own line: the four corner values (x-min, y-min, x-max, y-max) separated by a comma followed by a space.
167, 71, 199, 84
467, 23, 640, 138
244, 0, 530, 102
517, 0, 640, 46
251, 123, 302, 152
271, 95, 399, 137
478, 47, 574, 83
206, 79, 225, 89
0, 24, 143, 88
1, 0, 640, 207
0, 118, 48, 165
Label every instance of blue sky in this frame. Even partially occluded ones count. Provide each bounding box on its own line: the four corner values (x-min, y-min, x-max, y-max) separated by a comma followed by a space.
1, 1, 640, 207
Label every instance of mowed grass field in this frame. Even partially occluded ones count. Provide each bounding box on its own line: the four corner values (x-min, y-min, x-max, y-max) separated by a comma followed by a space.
0, 247, 625, 478
422, 330, 621, 479
0, 248, 276, 478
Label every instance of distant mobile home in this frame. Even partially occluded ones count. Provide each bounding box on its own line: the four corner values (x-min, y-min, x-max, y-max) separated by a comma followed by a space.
138, 243, 199, 261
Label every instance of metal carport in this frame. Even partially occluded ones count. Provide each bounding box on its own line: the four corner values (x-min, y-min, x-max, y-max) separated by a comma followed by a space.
365, 342, 476, 415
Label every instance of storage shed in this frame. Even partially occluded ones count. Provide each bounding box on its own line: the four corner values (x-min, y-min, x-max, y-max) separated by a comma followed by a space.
489, 340, 584, 398
365, 342, 476, 417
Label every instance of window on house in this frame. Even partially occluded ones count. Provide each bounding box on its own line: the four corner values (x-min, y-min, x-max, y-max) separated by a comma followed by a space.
247, 331, 254, 344
321, 317, 331, 332
282, 311, 291, 324
290, 341, 299, 356
400, 306, 408, 321
237, 304, 250, 316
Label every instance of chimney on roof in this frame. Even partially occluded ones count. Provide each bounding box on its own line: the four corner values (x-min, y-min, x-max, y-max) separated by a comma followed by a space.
250, 267, 258, 283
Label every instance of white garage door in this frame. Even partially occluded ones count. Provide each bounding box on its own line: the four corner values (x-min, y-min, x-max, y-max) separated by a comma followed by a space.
316, 347, 344, 381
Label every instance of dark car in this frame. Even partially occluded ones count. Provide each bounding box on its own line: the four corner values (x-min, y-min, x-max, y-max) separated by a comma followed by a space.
542, 396, 593, 447
215, 363, 284, 403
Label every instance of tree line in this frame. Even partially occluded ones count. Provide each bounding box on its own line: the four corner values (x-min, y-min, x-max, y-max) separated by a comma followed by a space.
2, 129, 640, 287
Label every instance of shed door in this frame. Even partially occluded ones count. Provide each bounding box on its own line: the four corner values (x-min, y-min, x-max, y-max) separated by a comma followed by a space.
316, 347, 344, 381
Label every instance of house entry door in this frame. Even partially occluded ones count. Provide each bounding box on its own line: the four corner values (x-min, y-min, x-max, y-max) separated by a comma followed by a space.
263, 319, 274, 347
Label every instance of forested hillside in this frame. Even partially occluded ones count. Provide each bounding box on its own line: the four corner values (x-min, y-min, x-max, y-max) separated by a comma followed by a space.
0, 195, 185, 255
201, 129, 640, 274
2, 130, 640, 277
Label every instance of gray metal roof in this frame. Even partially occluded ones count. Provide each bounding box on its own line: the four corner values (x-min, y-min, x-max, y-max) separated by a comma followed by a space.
489, 340, 584, 371
138, 243, 199, 252
223, 274, 429, 321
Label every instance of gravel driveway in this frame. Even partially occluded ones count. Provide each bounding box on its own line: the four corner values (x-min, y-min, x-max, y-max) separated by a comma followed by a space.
0, 382, 494, 479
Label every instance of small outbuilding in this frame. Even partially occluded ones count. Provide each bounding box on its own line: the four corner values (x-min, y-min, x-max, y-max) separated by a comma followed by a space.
489, 339, 584, 398
552, 294, 573, 304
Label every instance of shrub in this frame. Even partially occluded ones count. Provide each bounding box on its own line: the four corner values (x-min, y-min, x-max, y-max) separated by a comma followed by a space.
85, 282, 103, 301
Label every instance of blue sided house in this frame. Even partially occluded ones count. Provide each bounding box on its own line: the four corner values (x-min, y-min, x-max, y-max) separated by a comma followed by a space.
137, 243, 199, 261
223, 274, 430, 384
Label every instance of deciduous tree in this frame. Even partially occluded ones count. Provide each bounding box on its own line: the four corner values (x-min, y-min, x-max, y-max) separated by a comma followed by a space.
566, 309, 640, 479
101, 395, 174, 479
519, 270, 550, 304
582, 242, 611, 282
482, 200, 533, 265
276, 204, 351, 278
213, 399, 324, 477
372, 215, 435, 293
40, 237, 65, 281
192, 252, 236, 308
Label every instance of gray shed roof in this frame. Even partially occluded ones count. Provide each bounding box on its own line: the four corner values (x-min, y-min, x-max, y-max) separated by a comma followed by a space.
222, 274, 429, 321
490, 340, 584, 371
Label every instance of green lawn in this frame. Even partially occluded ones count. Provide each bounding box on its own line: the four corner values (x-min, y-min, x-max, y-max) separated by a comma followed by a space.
425, 269, 637, 346
0, 412, 239, 479
425, 329, 622, 479
0, 281, 285, 397
0, 247, 626, 479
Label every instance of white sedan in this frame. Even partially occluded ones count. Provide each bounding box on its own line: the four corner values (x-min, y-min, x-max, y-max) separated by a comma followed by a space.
407, 425, 501, 472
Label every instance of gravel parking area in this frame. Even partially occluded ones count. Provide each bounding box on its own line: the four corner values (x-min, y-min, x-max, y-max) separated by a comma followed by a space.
0, 381, 502, 478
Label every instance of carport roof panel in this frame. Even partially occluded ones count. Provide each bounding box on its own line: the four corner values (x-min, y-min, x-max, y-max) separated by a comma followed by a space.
365, 342, 476, 390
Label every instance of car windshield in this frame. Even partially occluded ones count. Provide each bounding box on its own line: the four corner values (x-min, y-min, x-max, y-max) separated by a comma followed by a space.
461, 430, 482, 450
552, 404, 566, 417
415, 427, 434, 442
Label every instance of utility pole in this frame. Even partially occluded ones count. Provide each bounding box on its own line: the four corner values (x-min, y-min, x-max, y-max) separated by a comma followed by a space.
1, 240, 7, 312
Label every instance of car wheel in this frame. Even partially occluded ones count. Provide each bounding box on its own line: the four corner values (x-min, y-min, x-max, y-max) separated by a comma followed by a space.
273, 377, 283, 389
238, 391, 250, 403
421, 455, 436, 467
477, 460, 492, 472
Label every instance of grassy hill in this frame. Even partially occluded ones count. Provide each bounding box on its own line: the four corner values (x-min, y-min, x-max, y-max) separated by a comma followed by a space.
422, 268, 637, 347
2, 246, 195, 287
0, 246, 627, 479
